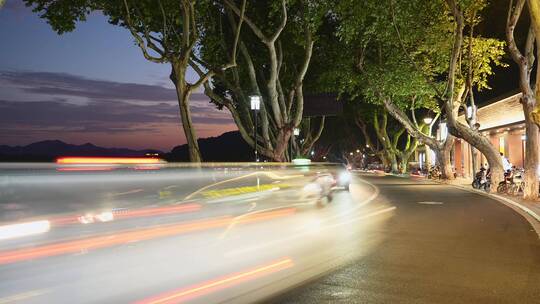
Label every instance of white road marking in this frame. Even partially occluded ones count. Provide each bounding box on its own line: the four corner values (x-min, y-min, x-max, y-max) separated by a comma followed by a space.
110, 189, 144, 196
417, 201, 444, 205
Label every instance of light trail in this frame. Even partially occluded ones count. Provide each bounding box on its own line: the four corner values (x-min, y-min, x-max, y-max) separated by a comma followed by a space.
0, 221, 51, 241
56, 157, 162, 164
0, 208, 295, 265
225, 206, 396, 257
47, 204, 202, 227
134, 258, 294, 304
56, 166, 115, 172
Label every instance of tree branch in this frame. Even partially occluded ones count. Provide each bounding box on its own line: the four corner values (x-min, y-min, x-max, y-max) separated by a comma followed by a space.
122, 0, 166, 63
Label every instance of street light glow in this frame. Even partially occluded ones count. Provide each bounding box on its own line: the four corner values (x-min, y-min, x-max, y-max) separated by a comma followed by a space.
250, 95, 261, 110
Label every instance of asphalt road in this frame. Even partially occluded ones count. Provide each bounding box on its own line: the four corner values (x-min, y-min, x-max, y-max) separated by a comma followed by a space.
0, 164, 395, 303
269, 174, 540, 304
2, 167, 539, 303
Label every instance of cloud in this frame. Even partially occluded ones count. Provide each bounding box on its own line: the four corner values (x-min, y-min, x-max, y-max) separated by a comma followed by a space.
0, 70, 209, 103
0, 70, 236, 149
0, 99, 232, 129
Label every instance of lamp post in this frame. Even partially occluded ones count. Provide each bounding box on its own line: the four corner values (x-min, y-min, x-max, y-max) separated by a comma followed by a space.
250, 95, 261, 162
290, 127, 300, 161
423, 116, 434, 172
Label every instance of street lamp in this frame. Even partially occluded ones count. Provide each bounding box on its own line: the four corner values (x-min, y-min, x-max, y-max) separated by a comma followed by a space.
250, 95, 261, 162
439, 122, 448, 141
289, 127, 300, 162
356, 149, 360, 153
466, 106, 476, 119
423, 116, 433, 124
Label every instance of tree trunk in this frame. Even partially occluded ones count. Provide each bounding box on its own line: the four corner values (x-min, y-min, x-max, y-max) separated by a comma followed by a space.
171, 65, 202, 162
389, 153, 399, 174
272, 129, 292, 162
527, 0, 540, 125
399, 156, 408, 174
523, 102, 539, 200
447, 121, 504, 189
430, 136, 455, 180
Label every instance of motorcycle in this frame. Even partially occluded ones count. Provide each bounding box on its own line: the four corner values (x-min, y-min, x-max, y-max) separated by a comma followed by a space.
427, 166, 441, 179
472, 170, 484, 189
497, 169, 515, 194
509, 170, 524, 195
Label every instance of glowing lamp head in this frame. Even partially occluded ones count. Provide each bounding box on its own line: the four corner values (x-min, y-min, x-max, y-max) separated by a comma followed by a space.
250, 95, 261, 110
423, 117, 433, 124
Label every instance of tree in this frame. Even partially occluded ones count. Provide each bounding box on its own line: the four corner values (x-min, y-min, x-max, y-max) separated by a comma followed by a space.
198, 0, 328, 161
332, 0, 506, 186
526, 0, 540, 127
24, 0, 245, 162
352, 103, 423, 174
507, 0, 539, 199
443, 0, 506, 189
327, 0, 457, 178
387, 0, 509, 184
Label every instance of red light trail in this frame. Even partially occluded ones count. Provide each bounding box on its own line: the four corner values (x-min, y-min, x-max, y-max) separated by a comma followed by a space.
134, 258, 294, 304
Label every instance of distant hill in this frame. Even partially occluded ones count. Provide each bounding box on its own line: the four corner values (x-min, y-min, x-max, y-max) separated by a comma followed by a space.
0, 131, 253, 162
0, 140, 162, 162
166, 131, 252, 162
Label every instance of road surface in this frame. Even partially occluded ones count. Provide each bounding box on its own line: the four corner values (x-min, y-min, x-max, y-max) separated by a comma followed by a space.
269, 174, 540, 303
0, 163, 394, 303
1, 166, 539, 303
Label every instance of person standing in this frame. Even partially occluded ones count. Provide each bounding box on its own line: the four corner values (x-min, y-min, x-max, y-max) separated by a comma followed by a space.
501, 153, 512, 172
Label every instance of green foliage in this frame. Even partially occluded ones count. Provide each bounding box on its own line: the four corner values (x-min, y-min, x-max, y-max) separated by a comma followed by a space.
312, 0, 506, 116
460, 37, 507, 91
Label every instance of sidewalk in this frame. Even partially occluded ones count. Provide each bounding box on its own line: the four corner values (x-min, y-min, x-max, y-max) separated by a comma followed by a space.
434, 176, 540, 235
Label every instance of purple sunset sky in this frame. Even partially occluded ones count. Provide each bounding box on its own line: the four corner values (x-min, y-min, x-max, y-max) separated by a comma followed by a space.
0, 1, 237, 151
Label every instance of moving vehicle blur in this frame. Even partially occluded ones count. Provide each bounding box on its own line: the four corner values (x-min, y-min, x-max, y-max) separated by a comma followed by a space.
0, 161, 392, 303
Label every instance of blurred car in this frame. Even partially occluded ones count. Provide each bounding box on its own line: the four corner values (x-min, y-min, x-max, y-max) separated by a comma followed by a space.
298, 163, 352, 206
334, 164, 352, 191
302, 173, 336, 206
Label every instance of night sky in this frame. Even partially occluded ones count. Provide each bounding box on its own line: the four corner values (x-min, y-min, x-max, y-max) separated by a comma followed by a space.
0, 1, 236, 151
0, 0, 523, 151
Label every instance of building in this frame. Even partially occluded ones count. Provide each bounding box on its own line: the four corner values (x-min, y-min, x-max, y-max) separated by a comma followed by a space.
452, 93, 526, 177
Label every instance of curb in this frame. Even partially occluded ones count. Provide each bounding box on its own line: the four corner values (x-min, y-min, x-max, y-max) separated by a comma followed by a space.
437, 181, 540, 238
